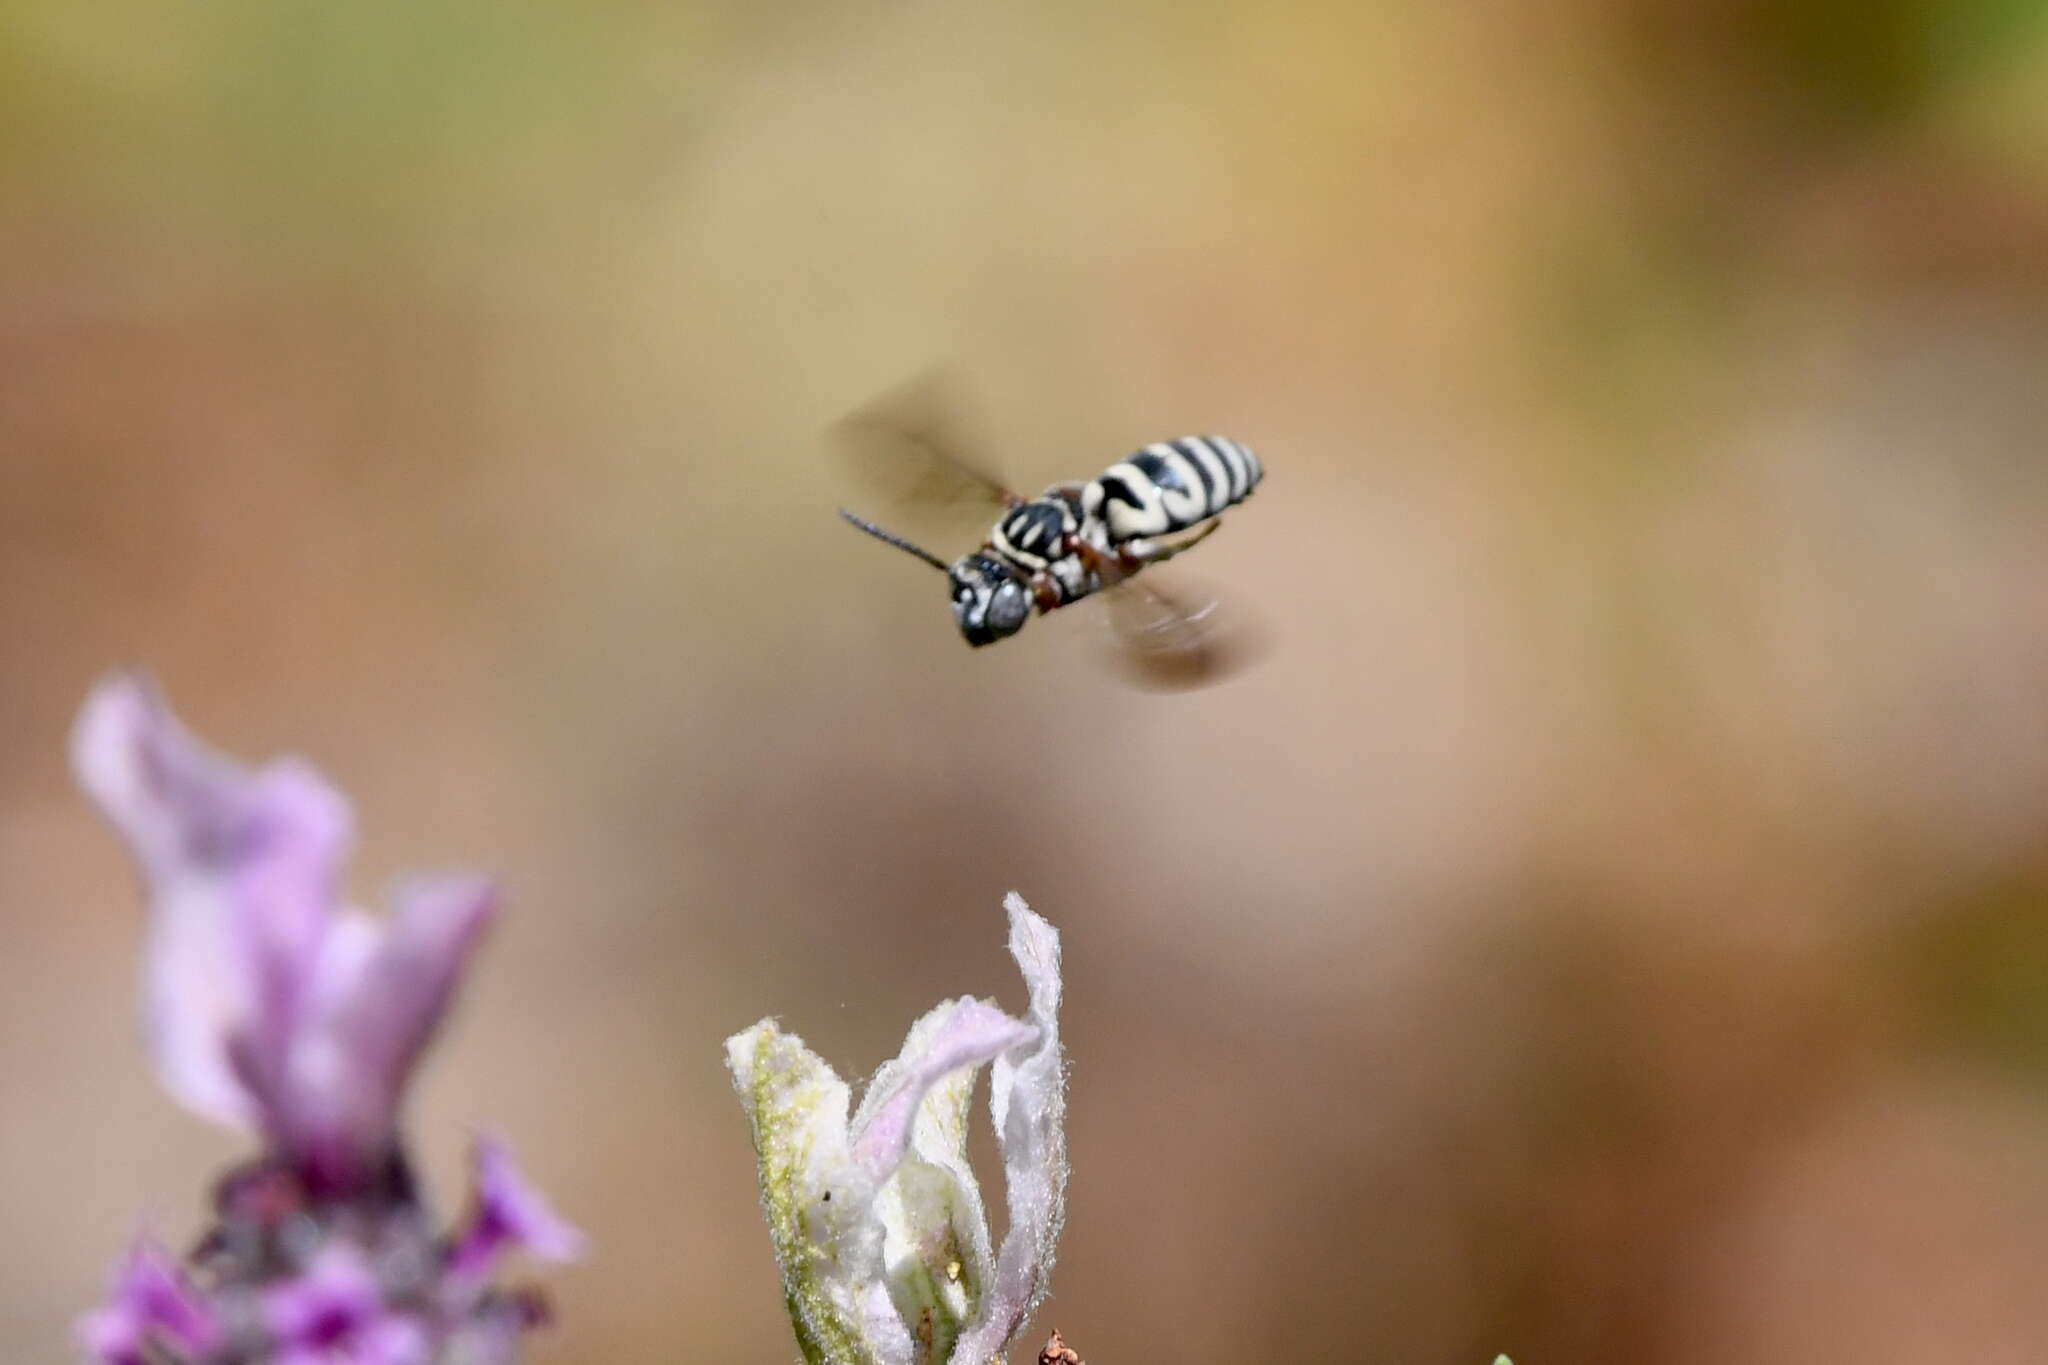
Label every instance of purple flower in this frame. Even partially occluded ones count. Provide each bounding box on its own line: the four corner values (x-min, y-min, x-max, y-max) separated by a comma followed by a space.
447, 1136, 585, 1285
77, 1236, 223, 1365
70, 673, 580, 1365
71, 674, 496, 1195
265, 1247, 427, 1365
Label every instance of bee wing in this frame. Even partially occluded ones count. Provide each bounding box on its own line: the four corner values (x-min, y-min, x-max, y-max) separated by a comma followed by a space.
1095, 571, 1269, 691
830, 369, 1018, 537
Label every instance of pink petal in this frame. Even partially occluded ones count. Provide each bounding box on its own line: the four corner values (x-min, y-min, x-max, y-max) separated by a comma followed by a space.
849, 997, 1037, 1181
71, 674, 351, 1133
270, 1295, 430, 1365
264, 1244, 383, 1343
228, 760, 353, 1108
947, 894, 1067, 1365
76, 1234, 223, 1363
74, 1305, 143, 1365
449, 1134, 585, 1281
358, 1313, 432, 1365
295, 876, 497, 1172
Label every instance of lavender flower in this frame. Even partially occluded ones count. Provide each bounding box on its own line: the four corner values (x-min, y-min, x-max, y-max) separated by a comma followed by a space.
71, 673, 580, 1365
727, 893, 1067, 1365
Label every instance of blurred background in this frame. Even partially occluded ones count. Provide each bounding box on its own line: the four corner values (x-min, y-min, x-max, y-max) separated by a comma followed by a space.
4, 0, 2047, 1360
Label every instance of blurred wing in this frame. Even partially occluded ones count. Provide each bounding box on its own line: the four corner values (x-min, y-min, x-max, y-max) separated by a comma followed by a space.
1095, 571, 1268, 691
830, 369, 1017, 536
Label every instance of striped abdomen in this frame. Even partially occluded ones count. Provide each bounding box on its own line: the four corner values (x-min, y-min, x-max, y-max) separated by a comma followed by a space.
1084, 436, 1262, 544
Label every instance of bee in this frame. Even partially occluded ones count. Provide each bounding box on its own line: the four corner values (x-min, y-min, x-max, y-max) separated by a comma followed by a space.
835, 372, 1266, 689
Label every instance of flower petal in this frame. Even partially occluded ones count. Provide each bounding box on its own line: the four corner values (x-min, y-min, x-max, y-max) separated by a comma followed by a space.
358, 1312, 433, 1365
76, 1234, 222, 1364
728, 1019, 902, 1365
449, 1134, 585, 1282
290, 876, 497, 1185
946, 895, 1066, 1365
71, 674, 351, 1133
265, 1243, 385, 1343
344, 875, 498, 1104
729, 913, 1052, 1365
849, 999, 1037, 1181
863, 1005, 1008, 1365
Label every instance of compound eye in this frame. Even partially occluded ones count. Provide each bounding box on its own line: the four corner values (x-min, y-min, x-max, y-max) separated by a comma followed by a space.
988, 583, 1030, 633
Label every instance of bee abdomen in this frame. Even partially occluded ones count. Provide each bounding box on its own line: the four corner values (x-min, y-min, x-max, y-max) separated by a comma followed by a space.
1087, 436, 1262, 543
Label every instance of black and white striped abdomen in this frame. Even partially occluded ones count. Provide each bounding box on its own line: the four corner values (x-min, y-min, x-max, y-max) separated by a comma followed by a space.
1084, 436, 1262, 544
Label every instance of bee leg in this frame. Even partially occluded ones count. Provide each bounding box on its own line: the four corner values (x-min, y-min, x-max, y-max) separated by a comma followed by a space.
1029, 576, 1063, 613
1128, 518, 1223, 569
1069, 522, 1223, 584
1064, 537, 1129, 587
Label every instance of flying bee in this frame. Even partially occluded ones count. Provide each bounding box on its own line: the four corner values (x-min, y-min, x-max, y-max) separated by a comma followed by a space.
834, 372, 1267, 688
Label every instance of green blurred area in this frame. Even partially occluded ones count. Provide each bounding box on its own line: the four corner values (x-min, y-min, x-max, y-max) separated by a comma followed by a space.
1890, 869, 2048, 1076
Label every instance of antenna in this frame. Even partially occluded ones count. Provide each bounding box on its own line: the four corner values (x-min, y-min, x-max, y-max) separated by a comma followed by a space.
839, 509, 950, 573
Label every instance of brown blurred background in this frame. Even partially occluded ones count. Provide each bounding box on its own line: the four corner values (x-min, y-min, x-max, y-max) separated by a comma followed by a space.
4, 1, 2047, 1361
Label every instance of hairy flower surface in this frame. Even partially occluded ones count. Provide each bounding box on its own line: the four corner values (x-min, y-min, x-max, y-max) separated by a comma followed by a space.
71, 673, 579, 1365
727, 893, 1067, 1365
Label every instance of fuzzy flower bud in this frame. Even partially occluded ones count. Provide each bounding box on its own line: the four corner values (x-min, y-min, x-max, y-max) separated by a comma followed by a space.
727, 893, 1067, 1365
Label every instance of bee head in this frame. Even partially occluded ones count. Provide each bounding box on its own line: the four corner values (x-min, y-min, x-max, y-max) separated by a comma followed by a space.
948, 553, 1031, 646
839, 510, 1032, 648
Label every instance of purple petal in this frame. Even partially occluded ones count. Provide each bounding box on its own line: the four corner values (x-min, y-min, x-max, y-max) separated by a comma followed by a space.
227, 761, 354, 1112
344, 875, 497, 1105
288, 877, 497, 1184
449, 1134, 585, 1281
76, 1234, 222, 1363
357, 1313, 432, 1365
947, 894, 1067, 1365
265, 1244, 384, 1346
71, 674, 351, 1132
75, 1306, 145, 1365
265, 1244, 430, 1364
849, 997, 1037, 1182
